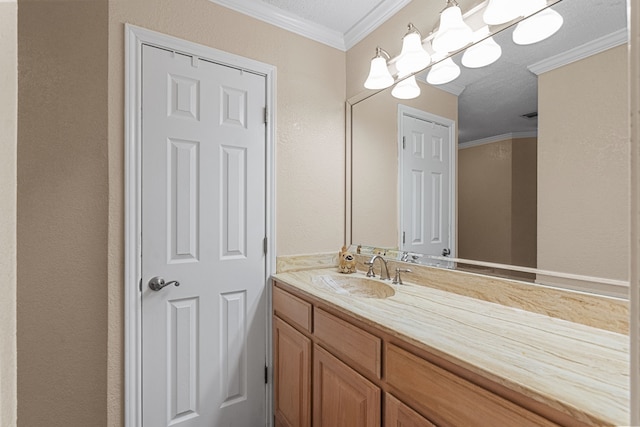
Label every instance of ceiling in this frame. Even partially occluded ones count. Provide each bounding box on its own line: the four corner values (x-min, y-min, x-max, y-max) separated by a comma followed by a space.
211, 0, 628, 143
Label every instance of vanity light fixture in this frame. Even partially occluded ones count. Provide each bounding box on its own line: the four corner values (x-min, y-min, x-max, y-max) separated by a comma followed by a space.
482, 0, 526, 25
364, 47, 394, 90
512, 0, 563, 45
391, 74, 421, 99
461, 27, 502, 68
426, 55, 461, 85
396, 23, 431, 74
432, 0, 473, 53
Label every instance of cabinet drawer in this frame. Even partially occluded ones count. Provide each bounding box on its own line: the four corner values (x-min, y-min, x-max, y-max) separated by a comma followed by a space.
273, 284, 312, 333
314, 308, 381, 379
385, 344, 560, 427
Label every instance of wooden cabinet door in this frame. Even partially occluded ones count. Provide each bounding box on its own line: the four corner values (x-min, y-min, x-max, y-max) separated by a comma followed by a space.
274, 316, 311, 427
385, 393, 437, 427
313, 344, 381, 427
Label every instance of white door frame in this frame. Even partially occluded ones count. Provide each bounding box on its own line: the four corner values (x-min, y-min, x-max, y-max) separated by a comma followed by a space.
124, 24, 277, 427
397, 104, 456, 258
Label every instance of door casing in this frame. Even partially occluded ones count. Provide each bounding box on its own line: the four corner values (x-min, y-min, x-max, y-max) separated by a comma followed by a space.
124, 24, 276, 427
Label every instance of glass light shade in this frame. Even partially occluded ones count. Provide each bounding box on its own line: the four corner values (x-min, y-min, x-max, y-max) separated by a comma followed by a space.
364, 56, 394, 89
432, 5, 473, 53
392, 75, 420, 99
396, 31, 431, 74
426, 57, 461, 85
461, 36, 502, 68
482, 0, 526, 25
512, 8, 563, 45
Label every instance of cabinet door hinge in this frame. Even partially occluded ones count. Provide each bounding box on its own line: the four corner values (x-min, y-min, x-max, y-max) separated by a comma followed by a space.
139, 277, 142, 292
402, 136, 406, 149
264, 365, 268, 384
402, 232, 406, 245
264, 107, 268, 124
263, 237, 268, 255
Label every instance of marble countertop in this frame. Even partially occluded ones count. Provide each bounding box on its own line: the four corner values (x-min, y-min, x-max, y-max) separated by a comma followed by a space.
272, 268, 629, 427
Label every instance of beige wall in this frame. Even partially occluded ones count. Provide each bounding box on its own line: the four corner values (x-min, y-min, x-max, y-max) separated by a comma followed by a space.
351, 86, 457, 248
107, 0, 346, 424
538, 45, 629, 281
458, 137, 537, 267
17, 0, 110, 425
16, 0, 346, 425
512, 137, 537, 268
0, 3, 17, 426
459, 140, 513, 263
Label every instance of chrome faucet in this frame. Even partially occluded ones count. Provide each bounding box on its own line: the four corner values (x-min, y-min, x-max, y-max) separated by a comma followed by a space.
365, 255, 391, 280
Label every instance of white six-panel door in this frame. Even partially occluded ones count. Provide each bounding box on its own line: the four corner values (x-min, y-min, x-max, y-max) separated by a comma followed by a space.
141, 44, 267, 427
400, 108, 454, 258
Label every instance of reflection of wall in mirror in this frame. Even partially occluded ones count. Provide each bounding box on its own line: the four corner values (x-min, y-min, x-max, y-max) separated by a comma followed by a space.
458, 136, 537, 268
351, 85, 457, 248
538, 44, 629, 282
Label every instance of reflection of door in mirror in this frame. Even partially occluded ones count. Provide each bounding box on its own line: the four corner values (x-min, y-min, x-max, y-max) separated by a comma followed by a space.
399, 105, 455, 258
351, 85, 458, 250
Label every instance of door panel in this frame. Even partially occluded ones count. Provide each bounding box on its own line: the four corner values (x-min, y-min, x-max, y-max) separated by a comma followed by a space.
141, 44, 267, 427
401, 114, 452, 257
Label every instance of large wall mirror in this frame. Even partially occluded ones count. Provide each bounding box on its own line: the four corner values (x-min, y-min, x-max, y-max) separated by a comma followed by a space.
349, 0, 629, 297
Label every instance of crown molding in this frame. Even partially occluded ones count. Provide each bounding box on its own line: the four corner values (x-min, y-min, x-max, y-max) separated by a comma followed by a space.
209, 0, 415, 52
435, 81, 466, 96
459, 131, 538, 149
343, 0, 412, 50
208, 0, 346, 50
528, 28, 628, 75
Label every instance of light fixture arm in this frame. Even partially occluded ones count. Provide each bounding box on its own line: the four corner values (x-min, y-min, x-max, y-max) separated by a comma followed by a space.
404, 23, 421, 38
373, 46, 391, 61
441, 0, 459, 13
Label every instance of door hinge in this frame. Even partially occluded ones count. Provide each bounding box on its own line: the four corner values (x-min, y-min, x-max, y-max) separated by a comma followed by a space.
264, 107, 268, 124
402, 136, 406, 149
402, 232, 406, 245
263, 237, 268, 255
139, 277, 142, 292
264, 365, 268, 384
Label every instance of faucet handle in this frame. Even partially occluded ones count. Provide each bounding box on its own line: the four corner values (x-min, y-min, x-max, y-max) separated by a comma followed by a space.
364, 261, 375, 277
392, 268, 411, 285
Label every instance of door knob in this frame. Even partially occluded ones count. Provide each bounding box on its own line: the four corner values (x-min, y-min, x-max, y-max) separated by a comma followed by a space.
148, 276, 180, 291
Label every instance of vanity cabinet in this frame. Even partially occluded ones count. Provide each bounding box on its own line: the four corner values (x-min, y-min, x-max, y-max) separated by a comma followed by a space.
272, 281, 567, 427
385, 343, 559, 427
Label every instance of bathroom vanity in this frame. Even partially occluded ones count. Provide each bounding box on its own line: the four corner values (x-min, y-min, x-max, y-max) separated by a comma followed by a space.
271, 261, 628, 427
